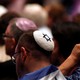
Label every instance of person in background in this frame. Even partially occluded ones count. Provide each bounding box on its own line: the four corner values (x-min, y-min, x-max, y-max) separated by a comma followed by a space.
0, 12, 20, 80
72, 13, 80, 24
4, 18, 37, 56
51, 22, 80, 79
22, 4, 48, 28
0, 0, 26, 14
45, 3, 69, 28
0, 11, 20, 61
59, 43, 80, 77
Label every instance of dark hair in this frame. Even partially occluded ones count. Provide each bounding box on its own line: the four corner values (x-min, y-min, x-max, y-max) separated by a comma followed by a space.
47, 3, 68, 24
72, 14, 80, 24
0, 0, 13, 7
52, 22, 80, 58
10, 23, 24, 43
17, 31, 51, 60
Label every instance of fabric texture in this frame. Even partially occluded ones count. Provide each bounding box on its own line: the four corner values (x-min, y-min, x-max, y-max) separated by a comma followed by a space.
66, 67, 80, 80
19, 65, 66, 80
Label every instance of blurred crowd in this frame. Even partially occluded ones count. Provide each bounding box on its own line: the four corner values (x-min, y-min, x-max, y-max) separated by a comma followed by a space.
0, 0, 80, 80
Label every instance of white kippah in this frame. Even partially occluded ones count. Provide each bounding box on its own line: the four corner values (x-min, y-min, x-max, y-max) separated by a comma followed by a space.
33, 27, 54, 51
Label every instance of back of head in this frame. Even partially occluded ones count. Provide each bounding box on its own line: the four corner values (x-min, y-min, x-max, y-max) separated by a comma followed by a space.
22, 4, 48, 27
8, 17, 37, 43
72, 14, 80, 24
17, 30, 53, 60
52, 22, 80, 58
45, 3, 68, 27
0, 12, 20, 45
15, 28, 54, 77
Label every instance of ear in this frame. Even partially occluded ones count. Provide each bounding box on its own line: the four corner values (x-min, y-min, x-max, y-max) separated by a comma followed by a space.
51, 39, 60, 64
20, 47, 28, 62
51, 39, 59, 59
53, 39, 59, 54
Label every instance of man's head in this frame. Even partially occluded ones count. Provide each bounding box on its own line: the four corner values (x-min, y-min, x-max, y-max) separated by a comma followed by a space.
51, 22, 80, 65
14, 28, 54, 77
4, 18, 37, 56
22, 4, 48, 27
72, 13, 80, 24
45, 3, 68, 28
0, 12, 20, 45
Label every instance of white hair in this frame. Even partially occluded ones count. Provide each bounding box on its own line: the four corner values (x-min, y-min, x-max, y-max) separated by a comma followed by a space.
22, 4, 48, 27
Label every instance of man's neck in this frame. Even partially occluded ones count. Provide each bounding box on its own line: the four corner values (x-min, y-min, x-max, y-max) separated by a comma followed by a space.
22, 61, 51, 77
29, 61, 51, 72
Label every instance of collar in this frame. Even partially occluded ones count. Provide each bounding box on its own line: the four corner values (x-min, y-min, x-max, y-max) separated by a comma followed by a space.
19, 65, 66, 80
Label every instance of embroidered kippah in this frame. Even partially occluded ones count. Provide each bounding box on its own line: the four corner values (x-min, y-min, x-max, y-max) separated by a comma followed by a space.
33, 27, 54, 51
15, 18, 37, 31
